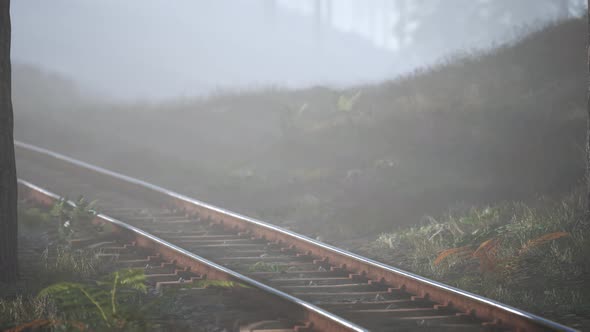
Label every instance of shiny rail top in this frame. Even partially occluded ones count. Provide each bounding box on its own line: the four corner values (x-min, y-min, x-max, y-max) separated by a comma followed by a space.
15, 140, 577, 332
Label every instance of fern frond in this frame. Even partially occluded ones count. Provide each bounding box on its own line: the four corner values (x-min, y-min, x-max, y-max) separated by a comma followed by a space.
518, 232, 569, 255
37, 282, 86, 299
37, 282, 110, 325
113, 268, 147, 293
433, 245, 473, 266
473, 238, 500, 258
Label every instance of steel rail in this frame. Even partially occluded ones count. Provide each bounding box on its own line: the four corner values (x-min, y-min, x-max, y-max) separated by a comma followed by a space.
17, 178, 367, 332
15, 140, 577, 332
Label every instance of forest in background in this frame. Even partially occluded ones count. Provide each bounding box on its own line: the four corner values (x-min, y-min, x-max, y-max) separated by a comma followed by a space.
13, 16, 586, 243
11, 0, 586, 99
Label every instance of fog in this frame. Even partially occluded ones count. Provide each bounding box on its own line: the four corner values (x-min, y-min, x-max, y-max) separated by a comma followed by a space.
11, 0, 584, 100
6, 1, 590, 329
10, 0, 588, 239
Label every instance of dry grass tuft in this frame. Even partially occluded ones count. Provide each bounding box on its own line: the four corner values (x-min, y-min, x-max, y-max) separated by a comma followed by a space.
518, 232, 569, 255
434, 246, 473, 266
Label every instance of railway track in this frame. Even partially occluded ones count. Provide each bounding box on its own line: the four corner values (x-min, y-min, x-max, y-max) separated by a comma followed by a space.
16, 180, 320, 332
14, 141, 577, 332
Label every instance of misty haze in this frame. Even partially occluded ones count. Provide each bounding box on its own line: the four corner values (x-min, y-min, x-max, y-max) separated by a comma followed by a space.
1, 1, 589, 331
11, 0, 583, 99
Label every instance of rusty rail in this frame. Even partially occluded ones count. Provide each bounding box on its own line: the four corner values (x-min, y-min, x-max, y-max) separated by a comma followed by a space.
18, 179, 366, 332
15, 140, 577, 331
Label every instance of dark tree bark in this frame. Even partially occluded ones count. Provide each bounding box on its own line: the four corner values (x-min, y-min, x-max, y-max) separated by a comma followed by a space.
0, 0, 17, 283
587, 0, 590, 215
587, 0, 590, 222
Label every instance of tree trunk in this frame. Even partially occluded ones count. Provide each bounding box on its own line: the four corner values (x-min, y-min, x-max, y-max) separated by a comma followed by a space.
0, 0, 17, 283
587, 0, 590, 215
586, 0, 590, 223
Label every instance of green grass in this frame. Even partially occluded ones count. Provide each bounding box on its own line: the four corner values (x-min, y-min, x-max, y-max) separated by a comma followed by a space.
25, 197, 110, 283
42, 245, 108, 280
365, 189, 590, 323
0, 296, 58, 330
169, 280, 248, 291
1, 269, 151, 331
37, 268, 149, 330
247, 261, 287, 273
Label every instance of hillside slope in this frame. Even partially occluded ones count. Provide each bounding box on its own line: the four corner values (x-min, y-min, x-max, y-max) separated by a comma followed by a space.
14, 17, 587, 240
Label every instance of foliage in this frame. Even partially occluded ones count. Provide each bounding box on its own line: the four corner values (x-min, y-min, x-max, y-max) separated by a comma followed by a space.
195, 280, 246, 288
50, 196, 97, 241
42, 246, 107, 281
177, 280, 248, 289
0, 296, 57, 330
247, 261, 286, 273
37, 268, 148, 330
336, 91, 361, 112
69, 196, 98, 225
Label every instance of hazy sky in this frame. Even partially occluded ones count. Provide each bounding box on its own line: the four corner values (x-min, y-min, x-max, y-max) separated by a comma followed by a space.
10, 1, 581, 100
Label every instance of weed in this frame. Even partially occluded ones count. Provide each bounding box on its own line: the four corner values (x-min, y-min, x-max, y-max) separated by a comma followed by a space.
195, 280, 247, 288
37, 268, 148, 330
179, 280, 248, 289
42, 245, 106, 279
0, 296, 58, 330
248, 261, 286, 273
50, 196, 98, 242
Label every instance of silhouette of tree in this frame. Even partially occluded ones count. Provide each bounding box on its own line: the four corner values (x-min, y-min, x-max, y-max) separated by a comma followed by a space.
0, 0, 17, 283
586, 0, 590, 220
